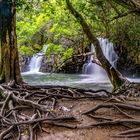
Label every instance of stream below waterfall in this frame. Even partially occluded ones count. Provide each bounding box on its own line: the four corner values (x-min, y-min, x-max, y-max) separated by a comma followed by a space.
22, 73, 112, 91
22, 73, 140, 92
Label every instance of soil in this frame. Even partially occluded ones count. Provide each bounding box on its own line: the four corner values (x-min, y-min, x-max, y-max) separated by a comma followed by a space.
36, 99, 140, 140
1, 84, 140, 140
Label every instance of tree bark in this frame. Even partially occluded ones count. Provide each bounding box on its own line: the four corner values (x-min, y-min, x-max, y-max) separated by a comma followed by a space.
66, 0, 127, 90
0, 0, 22, 84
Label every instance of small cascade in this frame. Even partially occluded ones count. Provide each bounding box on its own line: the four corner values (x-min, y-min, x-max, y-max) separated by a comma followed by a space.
83, 38, 118, 81
27, 45, 47, 74
98, 38, 118, 67
29, 53, 44, 73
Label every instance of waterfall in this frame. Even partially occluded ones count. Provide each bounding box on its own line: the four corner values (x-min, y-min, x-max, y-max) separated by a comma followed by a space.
28, 53, 44, 73
26, 45, 47, 74
98, 38, 118, 67
83, 38, 118, 81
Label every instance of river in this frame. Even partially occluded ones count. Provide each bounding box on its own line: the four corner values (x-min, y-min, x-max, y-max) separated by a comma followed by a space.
22, 73, 112, 91
22, 73, 140, 92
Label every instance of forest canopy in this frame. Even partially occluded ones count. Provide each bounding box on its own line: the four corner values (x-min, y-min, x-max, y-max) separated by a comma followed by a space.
16, 0, 140, 59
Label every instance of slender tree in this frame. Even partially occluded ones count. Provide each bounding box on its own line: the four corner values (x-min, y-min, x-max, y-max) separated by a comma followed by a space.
0, 0, 22, 84
66, 0, 127, 90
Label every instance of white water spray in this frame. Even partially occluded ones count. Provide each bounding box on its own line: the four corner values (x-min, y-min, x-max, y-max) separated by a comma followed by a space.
83, 38, 118, 81
28, 53, 44, 73
26, 45, 47, 74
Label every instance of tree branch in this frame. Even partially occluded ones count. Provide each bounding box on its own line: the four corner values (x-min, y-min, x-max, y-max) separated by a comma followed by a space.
66, 0, 127, 89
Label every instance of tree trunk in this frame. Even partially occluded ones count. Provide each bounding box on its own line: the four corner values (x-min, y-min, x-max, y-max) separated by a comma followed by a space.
66, 0, 127, 90
0, 0, 22, 84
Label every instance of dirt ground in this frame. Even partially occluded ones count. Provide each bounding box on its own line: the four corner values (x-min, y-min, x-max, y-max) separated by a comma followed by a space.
1, 84, 140, 140
35, 99, 140, 140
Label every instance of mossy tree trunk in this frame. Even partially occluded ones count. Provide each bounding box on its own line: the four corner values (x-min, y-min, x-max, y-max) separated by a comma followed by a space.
66, 0, 127, 90
0, 0, 22, 84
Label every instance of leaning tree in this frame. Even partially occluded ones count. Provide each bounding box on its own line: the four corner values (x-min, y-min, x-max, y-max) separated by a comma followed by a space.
0, 0, 22, 84
66, 0, 128, 90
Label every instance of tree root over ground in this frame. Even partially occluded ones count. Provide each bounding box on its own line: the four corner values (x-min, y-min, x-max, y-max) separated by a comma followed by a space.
0, 83, 139, 139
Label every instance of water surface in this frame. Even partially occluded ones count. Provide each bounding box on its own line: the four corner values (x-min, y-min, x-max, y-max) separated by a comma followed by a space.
22, 73, 112, 91
22, 73, 140, 92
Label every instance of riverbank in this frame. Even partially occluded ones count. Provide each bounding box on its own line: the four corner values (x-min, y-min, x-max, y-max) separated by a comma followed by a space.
0, 83, 139, 140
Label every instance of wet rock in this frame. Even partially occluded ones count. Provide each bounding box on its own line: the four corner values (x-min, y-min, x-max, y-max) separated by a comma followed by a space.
19, 55, 31, 72
115, 44, 140, 77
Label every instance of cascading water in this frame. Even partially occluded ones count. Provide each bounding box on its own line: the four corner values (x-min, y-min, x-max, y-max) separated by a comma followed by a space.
83, 38, 118, 82
28, 53, 44, 73
26, 45, 47, 74
98, 38, 118, 67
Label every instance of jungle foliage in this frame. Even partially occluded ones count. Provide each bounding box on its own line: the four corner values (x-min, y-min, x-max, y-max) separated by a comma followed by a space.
16, 0, 140, 63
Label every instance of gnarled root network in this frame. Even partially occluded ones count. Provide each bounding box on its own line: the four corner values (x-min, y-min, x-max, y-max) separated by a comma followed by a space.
0, 83, 140, 139
0, 83, 110, 140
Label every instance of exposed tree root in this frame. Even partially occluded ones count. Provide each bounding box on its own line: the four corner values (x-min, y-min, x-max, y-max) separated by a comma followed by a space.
112, 127, 140, 138
114, 82, 140, 96
82, 102, 140, 114
0, 83, 112, 139
112, 133, 140, 138
0, 83, 140, 139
